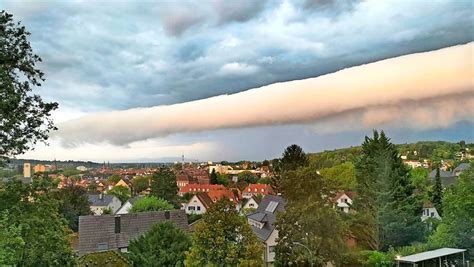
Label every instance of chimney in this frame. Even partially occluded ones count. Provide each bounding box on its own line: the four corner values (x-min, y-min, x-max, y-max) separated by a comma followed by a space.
114, 216, 121, 233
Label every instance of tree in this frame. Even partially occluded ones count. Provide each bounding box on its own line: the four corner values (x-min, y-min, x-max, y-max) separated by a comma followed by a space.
132, 175, 149, 194
128, 222, 191, 267
150, 169, 179, 205
281, 144, 309, 171
237, 170, 258, 184
0, 177, 75, 266
107, 173, 121, 184
429, 164, 473, 258
351, 130, 424, 251
271, 144, 309, 193
54, 185, 92, 232
186, 199, 263, 266
129, 196, 173, 213
275, 165, 347, 266
0, 11, 58, 163
409, 167, 429, 196
210, 169, 218, 184
107, 185, 130, 203
319, 162, 357, 190
431, 168, 443, 216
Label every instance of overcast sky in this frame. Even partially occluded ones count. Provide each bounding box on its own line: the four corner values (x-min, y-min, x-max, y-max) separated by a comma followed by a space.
2, 0, 473, 162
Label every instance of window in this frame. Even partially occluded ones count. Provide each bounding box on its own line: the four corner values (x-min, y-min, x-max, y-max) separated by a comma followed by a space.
430, 212, 434, 217
97, 243, 108, 251
197, 206, 201, 211
261, 189, 264, 192
265, 201, 279, 213
188, 206, 195, 211
249, 203, 254, 207
269, 246, 276, 253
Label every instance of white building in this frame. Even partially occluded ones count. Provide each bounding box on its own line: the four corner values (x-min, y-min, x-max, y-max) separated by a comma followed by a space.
185, 193, 213, 215
88, 193, 121, 215
116, 196, 143, 215
421, 202, 441, 221
334, 191, 356, 213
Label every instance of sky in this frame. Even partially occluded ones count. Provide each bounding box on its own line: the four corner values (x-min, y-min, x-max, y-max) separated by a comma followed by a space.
2, 0, 473, 162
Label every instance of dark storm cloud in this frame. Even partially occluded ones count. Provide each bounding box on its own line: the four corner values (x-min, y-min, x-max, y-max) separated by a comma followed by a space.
3, 0, 473, 113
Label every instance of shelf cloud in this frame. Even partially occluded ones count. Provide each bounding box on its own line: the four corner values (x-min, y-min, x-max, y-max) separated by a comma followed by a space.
56, 43, 474, 147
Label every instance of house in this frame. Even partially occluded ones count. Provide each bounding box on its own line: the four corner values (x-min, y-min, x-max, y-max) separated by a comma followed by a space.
242, 195, 260, 211
242, 184, 274, 198
184, 190, 240, 214
78, 210, 188, 255
178, 184, 226, 196
185, 193, 213, 215
88, 193, 122, 215
116, 196, 143, 215
114, 179, 130, 189
421, 201, 441, 222
453, 163, 470, 177
429, 169, 457, 187
403, 160, 423, 169
247, 195, 285, 266
334, 191, 357, 213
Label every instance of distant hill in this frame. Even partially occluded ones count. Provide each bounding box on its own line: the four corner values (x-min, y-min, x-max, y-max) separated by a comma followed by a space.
308, 140, 473, 169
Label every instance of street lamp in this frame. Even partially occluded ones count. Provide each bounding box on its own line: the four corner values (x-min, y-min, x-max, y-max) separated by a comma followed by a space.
293, 242, 314, 267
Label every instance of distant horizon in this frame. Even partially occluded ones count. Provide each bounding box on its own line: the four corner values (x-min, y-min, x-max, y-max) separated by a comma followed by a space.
15, 136, 474, 164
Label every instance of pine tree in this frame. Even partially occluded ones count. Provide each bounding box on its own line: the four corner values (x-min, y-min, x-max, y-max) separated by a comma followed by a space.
210, 169, 218, 184
432, 168, 443, 216
352, 130, 424, 251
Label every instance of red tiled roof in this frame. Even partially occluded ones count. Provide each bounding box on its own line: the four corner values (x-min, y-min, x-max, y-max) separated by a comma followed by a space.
179, 184, 226, 194
207, 190, 237, 203
333, 191, 357, 202
243, 184, 274, 195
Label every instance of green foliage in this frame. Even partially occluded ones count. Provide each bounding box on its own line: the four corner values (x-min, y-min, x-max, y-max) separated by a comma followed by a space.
0, 11, 58, 163
107, 173, 121, 183
130, 196, 173, 213
53, 185, 92, 232
186, 199, 263, 266
319, 161, 357, 190
361, 250, 393, 266
61, 168, 81, 178
281, 144, 309, 171
0, 177, 75, 266
430, 168, 443, 216
257, 176, 271, 184
102, 207, 113, 214
78, 251, 131, 267
275, 165, 347, 266
409, 167, 429, 196
187, 213, 202, 224
237, 170, 259, 184
271, 144, 309, 193
107, 185, 130, 203
308, 146, 362, 169
181, 192, 194, 202
150, 169, 179, 205
429, 164, 474, 258
210, 169, 218, 184
216, 173, 230, 186
132, 175, 149, 194
352, 130, 425, 251
128, 222, 191, 267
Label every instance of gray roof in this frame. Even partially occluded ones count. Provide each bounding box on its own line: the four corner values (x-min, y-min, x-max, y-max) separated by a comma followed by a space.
78, 210, 189, 255
88, 194, 116, 206
428, 169, 454, 178
128, 195, 143, 205
398, 248, 466, 263
454, 163, 471, 172
247, 195, 285, 241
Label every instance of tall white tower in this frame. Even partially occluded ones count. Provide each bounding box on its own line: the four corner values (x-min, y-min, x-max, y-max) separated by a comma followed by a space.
23, 163, 31, 178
